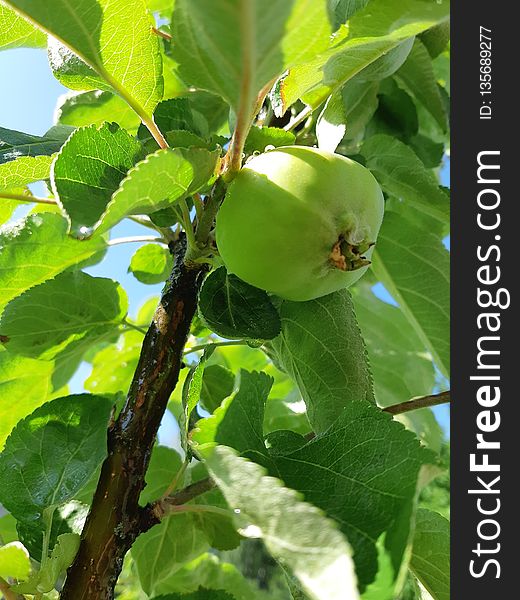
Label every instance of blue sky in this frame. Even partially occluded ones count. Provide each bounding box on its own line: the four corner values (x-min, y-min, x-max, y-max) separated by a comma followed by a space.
1, 47, 449, 438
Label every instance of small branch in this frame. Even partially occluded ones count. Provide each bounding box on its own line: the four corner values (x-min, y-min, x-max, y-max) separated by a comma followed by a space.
0, 577, 23, 600
107, 235, 166, 246
383, 391, 450, 416
0, 192, 56, 205
122, 319, 147, 335
151, 26, 172, 41
148, 477, 216, 521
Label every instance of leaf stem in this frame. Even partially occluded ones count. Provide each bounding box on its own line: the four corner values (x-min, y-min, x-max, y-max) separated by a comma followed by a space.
148, 477, 217, 521
0, 577, 23, 600
284, 105, 313, 132
383, 391, 450, 416
122, 319, 148, 335
107, 235, 166, 246
183, 339, 249, 356
0, 192, 56, 205
151, 26, 173, 41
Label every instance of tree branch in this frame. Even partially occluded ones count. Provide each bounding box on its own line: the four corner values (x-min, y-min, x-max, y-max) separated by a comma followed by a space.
61, 235, 208, 600
383, 391, 450, 415
146, 477, 216, 521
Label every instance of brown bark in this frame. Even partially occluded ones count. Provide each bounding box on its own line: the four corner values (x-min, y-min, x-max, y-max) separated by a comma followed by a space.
61, 236, 207, 600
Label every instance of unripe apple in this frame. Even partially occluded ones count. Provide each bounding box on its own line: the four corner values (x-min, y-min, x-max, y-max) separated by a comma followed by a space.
216, 146, 384, 301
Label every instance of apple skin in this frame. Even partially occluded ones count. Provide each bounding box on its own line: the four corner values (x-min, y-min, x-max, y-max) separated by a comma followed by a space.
215, 146, 385, 301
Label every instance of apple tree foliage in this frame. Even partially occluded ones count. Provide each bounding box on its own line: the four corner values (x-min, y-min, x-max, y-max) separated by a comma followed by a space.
0, 1, 450, 599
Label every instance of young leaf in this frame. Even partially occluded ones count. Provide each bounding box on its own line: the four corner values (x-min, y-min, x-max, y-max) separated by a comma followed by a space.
0, 541, 31, 581
372, 211, 450, 378
409, 509, 449, 600
56, 91, 141, 133
268, 289, 375, 434
171, 0, 331, 113
198, 267, 281, 341
0, 126, 72, 164
396, 39, 448, 131
14, 532, 80, 595
0, 3, 45, 50
199, 446, 359, 600
4, 0, 163, 119
96, 147, 219, 234
129, 244, 173, 285
361, 134, 449, 226
0, 350, 54, 451
316, 92, 347, 153
0, 271, 128, 359
0, 155, 54, 190
0, 394, 113, 522
51, 122, 144, 234
283, 0, 449, 111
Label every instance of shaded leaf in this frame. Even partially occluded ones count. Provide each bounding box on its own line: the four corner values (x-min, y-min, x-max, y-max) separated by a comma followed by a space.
410, 510, 449, 600
269, 289, 375, 434
200, 365, 235, 414
0, 126, 72, 165
199, 267, 281, 341
0, 394, 113, 522
244, 127, 296, 155
171, 0, 331, 120
0, 271, 127, 359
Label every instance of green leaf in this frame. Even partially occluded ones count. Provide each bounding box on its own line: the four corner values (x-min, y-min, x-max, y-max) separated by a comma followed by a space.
200, 446, 359, 600
132, 512, 211, 596
409, 510, 449, 600
396, 40, 448, 131
419, 22, 450, 59
56, 91, 141, 133
0, 514, 18, 544
51, 123, 144, 234
357, 38, 414, 83
15, 532, 80, 594
327, 0, 369, 30
194, 370, 273, 463
198, 267, 281, 341
171, 0, 331, 112
372, 211, 450, 378
0, 155, 54, 190
340, 78, 379, 141
147, 552, 264, 600
17, 501, 88, 560
0, 541, 31, 580
408, 135, 444, 169
140, 446, 184, 505
5, 0, 163, 118
283, 0, 449, 111
0, 271, 127, 359
0, 394, 113, 522
129, 244, 173, 285
269, 289, 375, 434
361, 134, 449, 226
151, 591, 235, 600
316, 92, 346, 153
0, 349, 54, 451
96, 147, 219, 234
0, 3, 45, 50
244, 127, 296, 155
273, 407, 433, 587
199, 365, 235, 414
0, 212, 106, 311
0, 126, 72, 165
351, 284, 440, 451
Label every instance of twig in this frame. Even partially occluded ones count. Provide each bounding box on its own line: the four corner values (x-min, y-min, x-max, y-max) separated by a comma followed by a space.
149, 477, 216, 521
151, 26, 173, 41
183, 339, 249, 356
0, 192, 56, 205
383, 391, 450, 416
